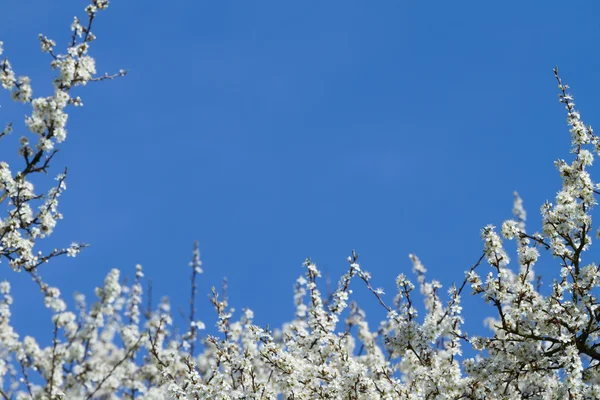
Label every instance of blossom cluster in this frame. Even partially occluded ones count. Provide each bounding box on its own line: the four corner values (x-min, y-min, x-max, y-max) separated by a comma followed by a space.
2, 1, 600, 399
0, 0, 125, 273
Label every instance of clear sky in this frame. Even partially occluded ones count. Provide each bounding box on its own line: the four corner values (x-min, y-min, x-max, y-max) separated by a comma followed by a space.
2, 1, 600, 347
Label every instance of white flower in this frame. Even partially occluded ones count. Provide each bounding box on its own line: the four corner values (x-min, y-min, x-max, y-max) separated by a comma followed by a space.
579, 149, 594, 166
501, 219, 519, 240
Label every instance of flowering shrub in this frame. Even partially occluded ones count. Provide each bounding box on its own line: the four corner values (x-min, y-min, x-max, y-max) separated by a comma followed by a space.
2, 1, 600, 399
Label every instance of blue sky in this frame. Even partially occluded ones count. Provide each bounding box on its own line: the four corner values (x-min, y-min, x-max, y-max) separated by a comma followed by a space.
2, 1, 600, 348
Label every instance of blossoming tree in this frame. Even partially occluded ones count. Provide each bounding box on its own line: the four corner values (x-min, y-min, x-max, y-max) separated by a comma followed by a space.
1, 1, 600, 399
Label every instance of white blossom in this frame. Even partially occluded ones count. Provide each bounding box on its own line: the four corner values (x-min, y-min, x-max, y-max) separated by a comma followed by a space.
0, 5, 599, 399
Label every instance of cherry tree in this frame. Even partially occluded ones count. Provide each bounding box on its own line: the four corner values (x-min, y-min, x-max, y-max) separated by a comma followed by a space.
1, 1, 600, 399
